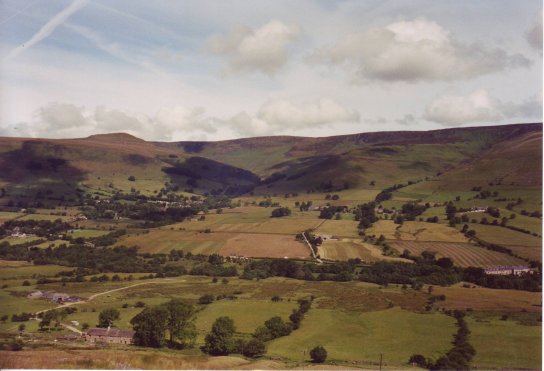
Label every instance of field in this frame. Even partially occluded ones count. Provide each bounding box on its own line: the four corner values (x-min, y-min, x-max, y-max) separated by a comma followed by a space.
468, 317, 541, 370
219, 233, 310, 259
366, 220, 468, 242
389, 241, 526, 268
319, 239, 409, 263
315, 220, 359, 238
0, 260, 541, 370
267, 307, 456, 365
194, 299, 297, 335
433, 284, 541, 312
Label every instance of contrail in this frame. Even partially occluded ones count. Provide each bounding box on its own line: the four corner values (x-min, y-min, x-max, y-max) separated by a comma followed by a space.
4, 0, 89, 61
0, 0, 41, 26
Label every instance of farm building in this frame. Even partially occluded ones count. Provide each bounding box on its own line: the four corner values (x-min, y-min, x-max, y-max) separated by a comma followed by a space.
485, 266, 532, 276
27, 291, 82, 303
85, 327, 135, 344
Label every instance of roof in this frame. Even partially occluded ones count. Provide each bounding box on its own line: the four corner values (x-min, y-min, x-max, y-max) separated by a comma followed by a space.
86, 327, 135, 338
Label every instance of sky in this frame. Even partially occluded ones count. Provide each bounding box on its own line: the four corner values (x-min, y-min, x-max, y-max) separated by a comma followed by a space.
0, 0, 542, 141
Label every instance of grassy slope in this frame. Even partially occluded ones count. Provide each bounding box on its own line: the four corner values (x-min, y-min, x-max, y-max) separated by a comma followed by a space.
267, 307, 456, 365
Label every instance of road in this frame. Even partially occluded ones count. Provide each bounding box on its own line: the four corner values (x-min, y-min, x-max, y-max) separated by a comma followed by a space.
35, 280, 176, 315
302, 231, 322, 263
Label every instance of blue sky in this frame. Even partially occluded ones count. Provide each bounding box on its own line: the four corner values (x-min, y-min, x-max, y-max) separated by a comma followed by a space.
0, 0, 542, 141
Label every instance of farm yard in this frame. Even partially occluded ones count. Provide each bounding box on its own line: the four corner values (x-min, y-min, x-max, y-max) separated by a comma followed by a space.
389, 241, 526, 268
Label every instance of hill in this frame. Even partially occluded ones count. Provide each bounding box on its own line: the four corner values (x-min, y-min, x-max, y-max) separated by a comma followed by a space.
0, 123, 541, 206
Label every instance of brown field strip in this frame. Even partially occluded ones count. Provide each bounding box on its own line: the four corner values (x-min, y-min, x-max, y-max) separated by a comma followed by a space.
389, 241, 526, 268
219, 233, 310, 259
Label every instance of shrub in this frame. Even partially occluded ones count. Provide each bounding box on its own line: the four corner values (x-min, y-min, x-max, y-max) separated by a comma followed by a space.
310, 345, 327, 363
198, 294, 215, 305
243, 338, 266, 358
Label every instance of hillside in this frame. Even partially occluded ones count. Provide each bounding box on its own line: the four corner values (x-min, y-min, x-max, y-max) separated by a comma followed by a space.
0, 123, 541, 205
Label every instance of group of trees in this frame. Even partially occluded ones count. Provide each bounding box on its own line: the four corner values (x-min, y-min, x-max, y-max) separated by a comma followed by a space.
131, 299, 197, 348
0, 219, 71, 239
271, 207, 291, 218
354, 202, 377, 229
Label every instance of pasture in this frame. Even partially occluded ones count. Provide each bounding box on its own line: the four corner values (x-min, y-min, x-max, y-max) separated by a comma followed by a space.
318, 239, 409, 263
0, 269, 540, 369
468, 316, 541, 370
389, 241, 526, 268
433, 284, 541, 312
367, 220, 468, 243
219, 233, 310, 259
267, 307, 456, 365
315, 220, 359, 238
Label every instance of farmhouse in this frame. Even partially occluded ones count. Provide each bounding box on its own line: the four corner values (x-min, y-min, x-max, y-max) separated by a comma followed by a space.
469, 206, 488, 213
85, 327, 135, 344
485, 266, 532, 276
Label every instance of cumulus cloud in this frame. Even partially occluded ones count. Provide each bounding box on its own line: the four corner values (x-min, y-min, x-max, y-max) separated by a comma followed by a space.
222, 97, 360, 136
3, 97, 358, 140
424, 90, 542, 126
207, 20, 301, 75
309, 18, 531, 83
525, 16, 543, 51
7, 102, 215, 140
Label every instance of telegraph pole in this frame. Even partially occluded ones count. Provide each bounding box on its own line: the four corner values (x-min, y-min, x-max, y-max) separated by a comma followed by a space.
379, 353, 383, 371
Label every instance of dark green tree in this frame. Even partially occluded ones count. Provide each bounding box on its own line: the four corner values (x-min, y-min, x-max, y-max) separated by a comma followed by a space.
98, 308, 120, 328
162, 299, 197, 347
243, 338, 266, 358
310, 345, 327, 363
131, 306, 169, 348
203, 316, 236, 355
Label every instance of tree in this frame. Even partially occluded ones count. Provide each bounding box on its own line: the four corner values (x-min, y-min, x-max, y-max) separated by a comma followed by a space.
82, 323, 90, 331
203, 316, 236, 355
310, 345, 327, 363
162, 299, 197, 347
409, 354, 427, 368
198, 294, 215, 304
98, 308, 120, 328
128, 175, 136, 181
131, 306, 169, 348
18, 323, 26, 332
243, 338, 266, 358
264, 316, 292, 338
271, 207, 291, 218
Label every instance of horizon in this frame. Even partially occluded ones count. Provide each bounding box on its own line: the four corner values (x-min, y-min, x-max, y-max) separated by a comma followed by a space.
0, 121, 542, 143
1, 0, 542, 141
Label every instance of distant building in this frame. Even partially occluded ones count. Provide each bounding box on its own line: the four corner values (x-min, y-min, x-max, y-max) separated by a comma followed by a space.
469, 206, 488, 213
484, 266, 532, 276
85, 327, 135, 344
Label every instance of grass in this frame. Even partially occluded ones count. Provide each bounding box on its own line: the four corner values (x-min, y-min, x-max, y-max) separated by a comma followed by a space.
366, 220, 468, 243
0, 237, 43, 246
466, 223, 542, 247
315, 220, 360, 238
194, 299, 297, 338
0, 264, 67, 280
467, 316, 541, 370
267, 307, 456, 365
67, 229, 110, 238
389, 241, 526, 268
433, 283, 542, 312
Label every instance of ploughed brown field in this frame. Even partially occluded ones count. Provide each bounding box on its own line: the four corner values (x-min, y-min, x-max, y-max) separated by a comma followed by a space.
389, 241, 526, 268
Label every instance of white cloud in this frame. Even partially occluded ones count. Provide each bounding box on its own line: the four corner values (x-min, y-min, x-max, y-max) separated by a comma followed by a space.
424, 90, 542, 126
525, 15, 543, 51
207, 20, 301, 75
222, 97, 360, 136
6, 102, 216, 141
310, 18, 531, 83
4, 0, 88, 61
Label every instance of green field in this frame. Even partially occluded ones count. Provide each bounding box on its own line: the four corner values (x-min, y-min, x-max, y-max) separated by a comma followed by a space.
195, 299, 297, 336
468, 316, 541, 369
267, 307, 456, 365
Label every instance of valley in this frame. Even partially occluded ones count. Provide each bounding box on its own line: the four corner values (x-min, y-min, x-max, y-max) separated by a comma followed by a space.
0, 123, 541, 370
